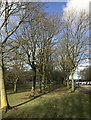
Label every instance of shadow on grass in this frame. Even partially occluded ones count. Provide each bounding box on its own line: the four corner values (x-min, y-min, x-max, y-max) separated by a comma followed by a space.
11, 85, 65, 108
12, 86, 60, 108
12, 92, 48, 108
3, 87, 90, 119
30, 92, 90, 118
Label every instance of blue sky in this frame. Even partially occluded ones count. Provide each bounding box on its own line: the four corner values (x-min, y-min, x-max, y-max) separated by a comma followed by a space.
45, 2, 67, 15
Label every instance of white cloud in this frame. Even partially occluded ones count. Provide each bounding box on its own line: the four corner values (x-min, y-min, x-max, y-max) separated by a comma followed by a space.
64, 0, 90, 14
63, 0, 90, 21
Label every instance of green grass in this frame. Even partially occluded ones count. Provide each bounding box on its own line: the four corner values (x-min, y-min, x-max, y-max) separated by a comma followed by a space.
6, 84, 32, 94
7, 91, 31, 106
3, 87, 90, 119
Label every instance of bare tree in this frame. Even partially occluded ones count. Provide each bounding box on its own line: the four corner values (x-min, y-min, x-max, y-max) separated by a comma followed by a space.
4, 41, 24, 93
57, 40, 72, 89
14, 3, 47, 96
59, 10, 89, 91
0, 1, 33, 111
37, 14, 60, 92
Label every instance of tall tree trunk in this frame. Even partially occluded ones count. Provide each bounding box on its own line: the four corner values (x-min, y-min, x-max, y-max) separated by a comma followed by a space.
1, 1, 11, 111
33, 69, 36, 91
0, 2, 11, 112
71, 69, 75, 92
31, 68, 36, 96
67, 77, 70, 89
14, 78, 18, 93
42, 60, 46, 91
39, 76, 42, 93
42, 73, 46, 90
0, 53, 10, 112
67, 80, 70, 89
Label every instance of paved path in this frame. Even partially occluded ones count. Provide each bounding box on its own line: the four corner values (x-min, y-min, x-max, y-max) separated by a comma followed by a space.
77, 86, 91, 96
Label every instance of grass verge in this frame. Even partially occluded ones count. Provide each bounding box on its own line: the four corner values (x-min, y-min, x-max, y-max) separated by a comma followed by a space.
3, 87, 90, 119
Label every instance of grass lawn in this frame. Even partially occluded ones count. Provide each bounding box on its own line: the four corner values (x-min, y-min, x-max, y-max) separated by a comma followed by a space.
6, 84, 32, 94
3, 87, 90, 119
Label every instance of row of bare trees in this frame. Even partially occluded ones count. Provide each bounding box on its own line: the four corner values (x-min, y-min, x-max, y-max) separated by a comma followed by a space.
0, 2, 46, 112
0, 2, 89, 112
57, 9, 89, 91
